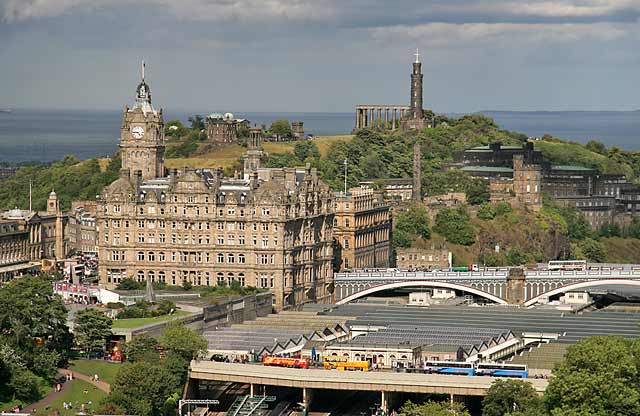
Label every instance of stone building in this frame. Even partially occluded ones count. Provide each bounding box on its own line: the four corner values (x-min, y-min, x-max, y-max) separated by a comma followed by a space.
359, 179, 414, 202
457, 142, 640, 228
96, 65, 335, 311
355, 49, 433, 131
205, 112, 249, 144
333, 187, 392, 271
395, 246, 451, 270
68, 201, 98, 255
489, 155, 542, 211
0, 191, 67, 279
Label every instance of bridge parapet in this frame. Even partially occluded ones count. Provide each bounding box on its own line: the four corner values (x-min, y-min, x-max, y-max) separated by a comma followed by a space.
334, 270, 509, 282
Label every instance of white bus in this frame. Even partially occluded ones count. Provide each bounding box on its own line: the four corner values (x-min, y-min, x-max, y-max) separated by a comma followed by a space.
548, 260, 587, 271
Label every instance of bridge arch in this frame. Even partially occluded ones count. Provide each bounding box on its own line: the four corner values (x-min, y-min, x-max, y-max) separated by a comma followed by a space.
524, 279, 640, 307
336, 280, 508, 305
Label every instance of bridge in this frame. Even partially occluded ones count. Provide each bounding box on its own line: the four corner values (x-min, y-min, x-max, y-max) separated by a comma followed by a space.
188, 361, 548, 411
334, 268, 640, 306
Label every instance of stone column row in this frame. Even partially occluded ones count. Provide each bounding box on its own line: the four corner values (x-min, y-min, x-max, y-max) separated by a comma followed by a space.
356, 107, 409, 129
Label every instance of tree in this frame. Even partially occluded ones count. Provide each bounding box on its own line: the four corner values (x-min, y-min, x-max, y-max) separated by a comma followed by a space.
123, 334, 159, 363
270, 119, 292, 138
599, 223, 621, 237
477, 203, 497, 220
116, 278, 144, 290
482, 379, 544, 416
104, 361, 181, 416
545, 336, 640, 415
394, 204, 431, 248
0, 275, 71, 354
188, 115, 204, 131
586, 140, 607, 155
576, 238, 606, 262
160, 322, 207, 362
75, 309, 113, 356
398, 400, 470, 416
165, 120, 188, 138
293, 141, 320, 162
433, 207, 476, 246
467, 178, 490, 205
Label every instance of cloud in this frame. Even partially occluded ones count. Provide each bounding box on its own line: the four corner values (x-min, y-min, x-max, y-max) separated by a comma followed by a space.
371, 21, 634, 48
3, 0, 640, 24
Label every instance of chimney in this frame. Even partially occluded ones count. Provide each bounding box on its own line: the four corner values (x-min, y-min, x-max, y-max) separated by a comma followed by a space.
412, 142, 421, 202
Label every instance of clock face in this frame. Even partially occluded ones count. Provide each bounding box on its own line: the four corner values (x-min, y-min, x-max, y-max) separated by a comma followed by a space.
131, 126, 145, 139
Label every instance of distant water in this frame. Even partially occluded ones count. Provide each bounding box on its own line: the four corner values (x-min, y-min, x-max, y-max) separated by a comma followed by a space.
0, 109, 638, 163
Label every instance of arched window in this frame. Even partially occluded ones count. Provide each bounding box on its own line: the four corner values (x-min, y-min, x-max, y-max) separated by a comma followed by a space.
228, 272, 235, 286
238, 254, 246, 264
136, 271, 145, 282
148, 271, 155, 282
159, 252, 165, 262
217, 273, 225, 286
137, 251, 144, 261
238, 273, 245, 286
228, 253, 235, 263
148, 252, 155, 261
217, 253, 224, 263
158, 271, 166, 283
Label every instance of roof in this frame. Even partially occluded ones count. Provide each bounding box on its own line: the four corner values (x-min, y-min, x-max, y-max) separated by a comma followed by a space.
550, 165, 595, 172
468, 145, 525, 151
460, 166, 514, 173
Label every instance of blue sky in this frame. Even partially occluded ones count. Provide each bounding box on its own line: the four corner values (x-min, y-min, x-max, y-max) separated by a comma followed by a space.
1, 0, 639, 113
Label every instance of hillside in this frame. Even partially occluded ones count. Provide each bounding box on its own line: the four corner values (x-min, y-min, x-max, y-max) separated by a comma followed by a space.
3, 113, 640, 264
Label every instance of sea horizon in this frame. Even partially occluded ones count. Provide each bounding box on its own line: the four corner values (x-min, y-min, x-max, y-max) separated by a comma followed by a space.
0, 108, 638, 163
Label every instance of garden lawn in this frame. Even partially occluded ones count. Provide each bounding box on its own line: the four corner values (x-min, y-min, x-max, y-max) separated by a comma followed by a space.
111, 310, 191, 329
69, 359, 122, 385
35, 379, 106, 416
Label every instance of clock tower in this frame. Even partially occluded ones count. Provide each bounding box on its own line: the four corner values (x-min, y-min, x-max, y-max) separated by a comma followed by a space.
120, 62, 165, 181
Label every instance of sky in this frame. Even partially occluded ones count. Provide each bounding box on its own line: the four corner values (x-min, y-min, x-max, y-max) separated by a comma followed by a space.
1, 0, 639, 113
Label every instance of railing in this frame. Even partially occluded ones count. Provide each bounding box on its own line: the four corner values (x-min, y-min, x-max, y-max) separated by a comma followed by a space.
334, 269, 640, 282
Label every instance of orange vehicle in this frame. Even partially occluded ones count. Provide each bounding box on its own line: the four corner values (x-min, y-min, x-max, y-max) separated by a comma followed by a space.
323, 359, 370, 371
262, 356, 309, 369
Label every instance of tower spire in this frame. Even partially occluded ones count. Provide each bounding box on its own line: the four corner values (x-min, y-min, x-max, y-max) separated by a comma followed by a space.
141, 60, 145, 81
414, 48, 420, 64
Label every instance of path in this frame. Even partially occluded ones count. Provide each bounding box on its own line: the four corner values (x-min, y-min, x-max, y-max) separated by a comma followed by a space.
65, 370, 111, 393
22, 369, 111, 414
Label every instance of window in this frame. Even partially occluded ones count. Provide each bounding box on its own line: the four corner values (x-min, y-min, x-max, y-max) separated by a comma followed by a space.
228, 208, 235, 215
217, 253, 224, 263
262, 238, 269, 248
159, 252, 165, 262
137, 271, 145, 282
262, 223, 269, 232
239, 223, 245, 231
345, 219, 350, 227
344, 239, 350, 249
137, 233, 144, 243
252, 223, 258, 232
159, 233, 166, 243
238, 254, 246, 264
217, 273, 225, 286
260, 254, 268, 265
228, 236, 235, 245
228, 253, 235, 263
239, 236, 245, 245
217, 236, 224, 245
148, 252, 155, 261
227, 222, 235, 231
138, 220, 145, 228
172, 252, 177, 262
262, 208, 270, 216
238, 273, 245, 286
217, 222, 224, 231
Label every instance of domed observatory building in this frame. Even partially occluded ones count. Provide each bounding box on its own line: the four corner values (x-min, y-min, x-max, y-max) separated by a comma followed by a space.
205, 112, 250, 144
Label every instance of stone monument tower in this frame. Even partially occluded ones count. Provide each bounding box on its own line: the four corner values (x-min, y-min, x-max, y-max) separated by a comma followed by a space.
244, 127, 265, 179
120, 62, 165, 181
411, 48, 424, 120
412, 142, 422, 202
48, 190, 65, 260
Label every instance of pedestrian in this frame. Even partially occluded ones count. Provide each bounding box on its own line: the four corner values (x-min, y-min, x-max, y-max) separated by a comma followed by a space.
94, 373, 99, 382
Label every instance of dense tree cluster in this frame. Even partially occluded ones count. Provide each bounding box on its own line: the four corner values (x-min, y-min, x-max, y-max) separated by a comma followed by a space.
99, 321, 207, 416
0, 155, 120, 211
0, 276, 73, 405
393, 204, 431, 248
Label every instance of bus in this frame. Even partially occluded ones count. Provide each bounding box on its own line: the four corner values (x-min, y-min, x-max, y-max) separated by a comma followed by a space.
323, 358, 370, 371
548, 260, 587, 271
262, 356, 309, 369
451, 264, 479, 272
475, 363, 528, 378
423, 361, 474, 376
